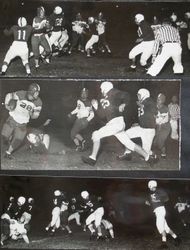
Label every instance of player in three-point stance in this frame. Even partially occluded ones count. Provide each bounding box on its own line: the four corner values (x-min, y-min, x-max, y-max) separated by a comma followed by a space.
146, 180, 181, 248
1, 17, 32, 76
1, 83, 42, 159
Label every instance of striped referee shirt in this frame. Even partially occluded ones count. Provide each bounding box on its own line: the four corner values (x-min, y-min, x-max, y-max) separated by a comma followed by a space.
152, 24, 181, 57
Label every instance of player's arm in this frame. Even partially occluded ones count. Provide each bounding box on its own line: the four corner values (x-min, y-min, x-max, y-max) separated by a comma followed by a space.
87, 106, 94, 122
4, 92, 19, 111
30, 105, 42, 119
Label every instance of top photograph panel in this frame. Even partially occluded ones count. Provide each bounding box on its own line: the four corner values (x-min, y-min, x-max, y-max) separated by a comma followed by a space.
0, 0, 189, 78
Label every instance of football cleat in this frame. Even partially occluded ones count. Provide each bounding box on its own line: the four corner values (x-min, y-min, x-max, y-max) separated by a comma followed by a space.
127, 65, 136, 72
117, 152, 132, 161
90, 232, 96, 240
158, 242, 168, 249
0, 71, 6, 76
96, 235, 105, 241
174, 237, 181, 246
4, 152, 13, 160
45, 227, 49, 231
161, 153, 167, 159
146, 154, 158, 166
81, 156, 96, 166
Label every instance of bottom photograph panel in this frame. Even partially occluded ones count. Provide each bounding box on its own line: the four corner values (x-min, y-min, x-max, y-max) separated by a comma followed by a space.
1, 177, 190, 249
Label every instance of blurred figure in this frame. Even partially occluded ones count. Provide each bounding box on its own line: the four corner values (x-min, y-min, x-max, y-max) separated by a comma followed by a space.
185, 12, 190, 51
153, 93, 171, 159
168, 95, 180, 140
85, 17, 99, 57
174, 196, 190, 227
146, 180, 181, 248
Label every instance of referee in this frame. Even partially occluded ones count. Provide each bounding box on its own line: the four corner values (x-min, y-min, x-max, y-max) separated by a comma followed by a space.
147, 18, 183, 76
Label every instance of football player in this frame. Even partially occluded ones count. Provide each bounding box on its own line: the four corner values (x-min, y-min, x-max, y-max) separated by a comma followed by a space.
68, 88, 94, 151
45, 190, 63, 234
68, 13, 88, 54
174, 196, 190, 227
20, 197, 34, 231
1, 17, 32, 76
145, 180, 181, 248
1, 83, 42, 159
68, 197, 82, 226
59, 193, 72, 235
80, 191, 104, 240
31, 6, 51, 69
168, 95, 180, 140
153, 93, 171, 159
128, 14, 155, 72
49, 6, 68, 52
82, 82, 157, 166
118, 88, 157, 162
85, 17, 99, 57
95, 12, 111, 54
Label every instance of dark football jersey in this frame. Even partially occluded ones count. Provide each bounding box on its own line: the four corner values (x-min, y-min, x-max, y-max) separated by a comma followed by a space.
53, 195, 63, 208
138, 21, 155, 41
24, 203, 33, 215
5, 201, 17, 218
80, 195, 103, 213
12, 204, 25, 220
138, 97, 157, 128
89, 22, 98, 35
6, 25, 32, 42
49, 13, 65, 32
149, 188, 169, 210
69, 198, 81, 213
99, 88, 130, 122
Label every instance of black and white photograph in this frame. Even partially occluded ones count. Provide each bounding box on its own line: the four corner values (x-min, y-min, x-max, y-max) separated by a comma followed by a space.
0, 78, 181, 171
0, 1, 189, 78
1, 176, 190, 249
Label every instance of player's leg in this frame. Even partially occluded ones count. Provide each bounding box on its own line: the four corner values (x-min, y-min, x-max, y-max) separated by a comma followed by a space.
141, 128, 155, 155
154, 125, 170, 158
58, 30, 69, 50
1, 44, 16, 74
155, 208, 167, 245
187, 33, 190, 50
171, 44, 183, 74
170, 119, 179, 140
128, 42, 144, 70
40, 35, 51, 63
140, 41, 154, 67
86, 212, 96, 235
147, 45, 171, 76
1, 117, 15, 145
49, 207, 61, 231
85, 35, 99, 57
94, 207, 104, 238
68, 32, 78, 53
71, 118, 88, 151
31, 36, 41, 69
82, 117, 125, 165
20, 44, 31, 76
5, 124, 27, 157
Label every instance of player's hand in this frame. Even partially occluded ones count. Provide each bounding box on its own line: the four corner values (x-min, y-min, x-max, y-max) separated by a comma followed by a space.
6, 99, 17, 111
91, 99, 98, 110
119, 103, 126, 112
136, 38, 143, 43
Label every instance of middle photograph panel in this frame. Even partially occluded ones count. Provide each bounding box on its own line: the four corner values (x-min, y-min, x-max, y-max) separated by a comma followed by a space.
1, 79, 180, 171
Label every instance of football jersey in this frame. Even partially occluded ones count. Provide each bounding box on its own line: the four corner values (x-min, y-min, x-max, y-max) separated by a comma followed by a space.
8, 25, 32, 42
49, 13, 65, 32
99, 88, 130, 122
138, 97, 157, 128
156, 105, 169, 125
72, 20, 87, 34
69, 199, 81, 214
72, 98, 93, 119
89, 22, 98, 35
80, 195, 103, 213
9, 90, 42, 124
168, 103, 180, 120
53, 195, 63, 208
149, 188, 169, 211
12, 204, 25, 220
32, 16, 47, 34
138, 20, 155, 41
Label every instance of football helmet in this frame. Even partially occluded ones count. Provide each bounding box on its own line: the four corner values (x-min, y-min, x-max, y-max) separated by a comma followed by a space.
185, 12, 190, 19
170, 12, 177, 22
54, 6, 62, 15
100, 81, 113, 96
37, 6, 45, 18
17, 196, 26, 206
135, 14, 144, 24
157, 93, 166, 104
28, 197, 34, 204
137, 88, 150, 102
88, 17, 95, 24
148, 180, 157, 189
27, 83, 40, 100
54, 190, 61, 196
18, 17, 27, 27
81, 191, 89, 199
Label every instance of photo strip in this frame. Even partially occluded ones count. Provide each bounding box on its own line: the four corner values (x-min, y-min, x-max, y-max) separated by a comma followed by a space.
1, 176, 190, 249
0, 1, 189, 78
1, 79, 181, 171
